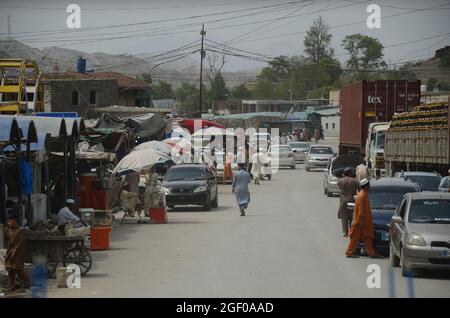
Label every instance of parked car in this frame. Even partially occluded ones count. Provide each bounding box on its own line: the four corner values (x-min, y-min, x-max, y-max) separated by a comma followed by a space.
350, 178, 420, 255
305, 145, 334, 171
393, 171, 442, 192
323, 154, 365, 197
390, 192, 450, 277
268, 144, 295, 169
161, 164, 218, 211
288, 142, 309, 162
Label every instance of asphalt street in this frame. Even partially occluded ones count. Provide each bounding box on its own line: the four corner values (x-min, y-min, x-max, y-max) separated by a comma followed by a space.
49, 140, 450, 298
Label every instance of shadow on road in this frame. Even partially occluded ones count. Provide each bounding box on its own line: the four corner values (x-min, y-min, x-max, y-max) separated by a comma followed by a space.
168, 206, 231, 213
412, 270, 450, 281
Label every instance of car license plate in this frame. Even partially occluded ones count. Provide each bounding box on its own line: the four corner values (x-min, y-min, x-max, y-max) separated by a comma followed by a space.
443, 249, 450, 257
381, 232, 390, 241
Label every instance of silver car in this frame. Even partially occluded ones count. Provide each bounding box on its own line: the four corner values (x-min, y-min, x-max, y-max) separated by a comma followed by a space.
268, 144, 296, 169
305, 145, 334, 171
390, 192, 450, 277
323, 154, 365, 197
288, 142, 309, 162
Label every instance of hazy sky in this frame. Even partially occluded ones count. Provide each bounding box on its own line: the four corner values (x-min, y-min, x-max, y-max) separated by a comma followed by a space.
0, 0, 449, 71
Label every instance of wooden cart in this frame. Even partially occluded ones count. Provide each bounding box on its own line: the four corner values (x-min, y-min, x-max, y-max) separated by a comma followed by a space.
24, 235, 93, 278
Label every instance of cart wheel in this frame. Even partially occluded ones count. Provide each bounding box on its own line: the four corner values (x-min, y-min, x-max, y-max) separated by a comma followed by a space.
64, 247, 93, 276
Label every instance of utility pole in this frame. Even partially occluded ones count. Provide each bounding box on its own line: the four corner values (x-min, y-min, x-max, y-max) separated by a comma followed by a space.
289, 65, 293, 101
199, 24, 206, 115
7, 15, 11, 39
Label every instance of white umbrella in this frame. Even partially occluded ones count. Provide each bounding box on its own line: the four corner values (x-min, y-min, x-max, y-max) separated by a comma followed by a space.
113, 148, 170, 176
132, 140, 172, 155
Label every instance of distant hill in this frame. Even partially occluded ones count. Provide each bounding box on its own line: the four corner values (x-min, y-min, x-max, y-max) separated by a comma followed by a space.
408, 46, 450, 86
0, 39, 261, 88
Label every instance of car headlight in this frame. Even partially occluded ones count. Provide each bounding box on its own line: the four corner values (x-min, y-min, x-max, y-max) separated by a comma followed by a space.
406, 233, 426, 247
193, 185, 208, 193
160, 187, 171, 194
330, 176, 338, 182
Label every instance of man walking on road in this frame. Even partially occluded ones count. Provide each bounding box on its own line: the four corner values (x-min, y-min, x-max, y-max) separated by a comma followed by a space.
345, 179, 383, 258
232, 163, 251, 216
337, 167, 360, 237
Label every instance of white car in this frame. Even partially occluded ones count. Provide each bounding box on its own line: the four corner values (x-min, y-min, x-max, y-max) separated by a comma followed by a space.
305, 145, 334, 171
288, 142, 309, 162
268, 145, 296, 169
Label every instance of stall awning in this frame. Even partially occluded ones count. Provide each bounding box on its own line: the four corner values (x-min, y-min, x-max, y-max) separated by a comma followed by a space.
0, 116, 21, 142
3, 132, 49, 152
0, 115, 38, 143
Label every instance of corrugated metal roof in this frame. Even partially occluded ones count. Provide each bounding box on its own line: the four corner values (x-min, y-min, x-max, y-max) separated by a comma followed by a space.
313, 108, 340, 116
213, 111, 310, 120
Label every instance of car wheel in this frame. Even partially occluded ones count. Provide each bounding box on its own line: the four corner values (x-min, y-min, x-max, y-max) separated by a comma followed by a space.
390, 243, 400, 267
291, 164, 296, 169
401, 247, 413, 277
203, 194, 212, 211
326, 189, 332, 197
324, 187, 327, 195
305, 166, 310, 172
211, 194, 218, 208
168, 205, 175, 209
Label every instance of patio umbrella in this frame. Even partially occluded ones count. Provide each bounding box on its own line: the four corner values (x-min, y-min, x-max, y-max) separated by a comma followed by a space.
113, 148, 170, 176
132, 140, 172, 155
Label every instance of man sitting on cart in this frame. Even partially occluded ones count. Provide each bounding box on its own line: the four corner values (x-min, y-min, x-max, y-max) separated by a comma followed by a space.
57, 199, 90, 237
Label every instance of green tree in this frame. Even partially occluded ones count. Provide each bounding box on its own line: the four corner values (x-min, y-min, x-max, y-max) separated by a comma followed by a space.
209, 73, 229, 101
303, 16, 334, 64
153, 80, 174, 99
231, 84, 251, 99
426, 78, 439, 91
342, 34, 387, 73
175, 83, 199, 114
137, 72, 152, 84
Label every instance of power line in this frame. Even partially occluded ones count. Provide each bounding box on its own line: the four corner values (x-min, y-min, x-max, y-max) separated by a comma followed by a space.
229, 1, 450, 44
1, 0, 307, 36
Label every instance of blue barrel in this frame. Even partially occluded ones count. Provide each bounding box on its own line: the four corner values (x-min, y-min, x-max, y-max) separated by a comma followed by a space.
76, 56, 86, 73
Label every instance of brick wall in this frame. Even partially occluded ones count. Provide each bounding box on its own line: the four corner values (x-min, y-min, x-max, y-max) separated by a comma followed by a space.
43, 79, 118, 117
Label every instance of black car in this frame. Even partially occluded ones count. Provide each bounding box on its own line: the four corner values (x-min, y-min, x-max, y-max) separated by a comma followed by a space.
162, 164, 218, 211
356, 178, 420, 254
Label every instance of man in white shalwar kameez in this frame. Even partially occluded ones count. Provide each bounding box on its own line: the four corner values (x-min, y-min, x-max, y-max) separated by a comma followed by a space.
232, 164, 251, 216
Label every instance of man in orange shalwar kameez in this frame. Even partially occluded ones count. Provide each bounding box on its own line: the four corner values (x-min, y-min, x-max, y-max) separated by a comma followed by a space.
345, 179, 383, 258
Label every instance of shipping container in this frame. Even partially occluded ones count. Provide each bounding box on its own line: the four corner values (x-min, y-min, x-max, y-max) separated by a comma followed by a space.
385, 98, 450, 176
339, 80, 421, 155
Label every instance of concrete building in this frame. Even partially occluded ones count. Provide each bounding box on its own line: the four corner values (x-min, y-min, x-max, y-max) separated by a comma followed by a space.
241, 99, 329, 113
313, 108, 340, 137
42, 71, 152, 116
328, 89, 340, 106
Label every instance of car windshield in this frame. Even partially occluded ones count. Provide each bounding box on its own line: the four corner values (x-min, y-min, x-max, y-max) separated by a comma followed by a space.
271, 146, 291, 152
406, 176, 442, 191
310, 147, 332, 154
409, 199, 450, 223
369, 189, 412, 210
290, 142, 308, 148
165, 167, 207, 181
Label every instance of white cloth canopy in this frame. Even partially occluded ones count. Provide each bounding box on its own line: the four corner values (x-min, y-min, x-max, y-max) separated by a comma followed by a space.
113, 148, 170, 176
132, 140, 172, 155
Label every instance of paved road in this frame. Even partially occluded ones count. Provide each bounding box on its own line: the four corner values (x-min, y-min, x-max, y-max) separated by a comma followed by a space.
50, 142, 450, 298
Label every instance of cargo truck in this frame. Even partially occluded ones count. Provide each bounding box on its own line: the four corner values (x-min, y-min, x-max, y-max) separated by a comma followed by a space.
339, 80, 421, 176
385, 98, 449, 177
